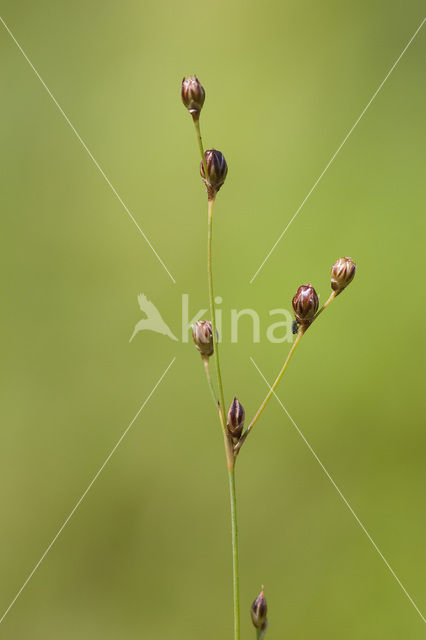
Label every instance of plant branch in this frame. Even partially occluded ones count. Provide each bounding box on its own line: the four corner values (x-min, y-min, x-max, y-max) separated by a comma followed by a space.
195, 105, 238, 639
207, 197, 234, 466
192, 116, 208, 179
201, 355, 219, 406
313, 290, 337, 321
236, 289, 339, 456
207, 195, 239, 640
235, 327, 305, 455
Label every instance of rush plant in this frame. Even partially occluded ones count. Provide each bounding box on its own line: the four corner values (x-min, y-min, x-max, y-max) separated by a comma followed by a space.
182, 75, 356, 639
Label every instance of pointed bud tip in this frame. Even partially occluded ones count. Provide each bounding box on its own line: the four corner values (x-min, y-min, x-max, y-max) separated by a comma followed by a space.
251, 586, 268, 631
227, 396, 245, 441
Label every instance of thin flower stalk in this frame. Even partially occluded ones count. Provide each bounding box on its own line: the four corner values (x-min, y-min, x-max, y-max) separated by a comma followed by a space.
194, 117, 208, 179
228, 467, 240, 640
235, 327, 305, 455
183, 79, 239, 637
202, 355, 219, 407
207, 198, 230, 445
236, 287, 340, 456
207, 195, 240, 637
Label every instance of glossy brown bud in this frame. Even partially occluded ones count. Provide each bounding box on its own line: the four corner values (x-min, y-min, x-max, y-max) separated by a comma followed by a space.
192, 321, 214, 357
227, 397, 245, 441
200, 149, 228, 199
292, 283, 319, 326
181, 76, 205, 118
251, 586, 268, 633
331, 257, 356, 294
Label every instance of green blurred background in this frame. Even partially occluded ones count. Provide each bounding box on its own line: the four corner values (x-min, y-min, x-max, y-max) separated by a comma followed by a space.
1, 1, 425, 638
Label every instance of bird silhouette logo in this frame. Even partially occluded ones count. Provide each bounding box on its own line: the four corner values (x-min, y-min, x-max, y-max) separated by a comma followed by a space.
129, 294, 178, 343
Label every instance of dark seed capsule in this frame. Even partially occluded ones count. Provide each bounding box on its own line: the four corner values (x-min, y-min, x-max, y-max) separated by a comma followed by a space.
192, 321, 214, 357
331, 257, 356, 294
251, 587, 268, 631
227, 397, 245, 441
200, 149, 228, 200
292, 283, 319, 326
181, 76, 205, 118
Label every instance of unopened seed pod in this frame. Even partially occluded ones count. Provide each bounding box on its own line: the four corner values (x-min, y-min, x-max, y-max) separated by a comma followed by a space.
200, 149, 228, 200
227, 397, 245, 441
292, 283, 319, 326
192, 321, 214, 357
251, 586, 268, 632
181, 76, 205, 118
331, 257, 356, 294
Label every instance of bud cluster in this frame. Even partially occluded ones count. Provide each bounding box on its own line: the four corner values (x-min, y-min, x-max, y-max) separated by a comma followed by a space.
227, 397, 245, 444
183, 78, 357, 636
181, 75, 228, 199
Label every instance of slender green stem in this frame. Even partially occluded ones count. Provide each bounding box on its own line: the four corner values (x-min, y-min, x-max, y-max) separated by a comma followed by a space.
207, 196, 238, 639
207, 198, 229, 440
228, 468, 240, 640
201, 355, 218, 406
314, 290, 336, 321
196, 112, 238, 638
235, 328, 305, 455
192, 116, 208, 179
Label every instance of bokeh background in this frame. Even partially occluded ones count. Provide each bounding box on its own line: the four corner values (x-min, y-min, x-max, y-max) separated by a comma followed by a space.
0, 1, 425, 638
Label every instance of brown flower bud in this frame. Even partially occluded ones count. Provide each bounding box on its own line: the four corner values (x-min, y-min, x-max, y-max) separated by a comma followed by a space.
292, 283, 319, 326
227, 397, 245, 441
192, 321, 214, 357
181, 76, 205, 119
331, 257, 356, 294
251, 586, 268, 633
200, 149, 228, 200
